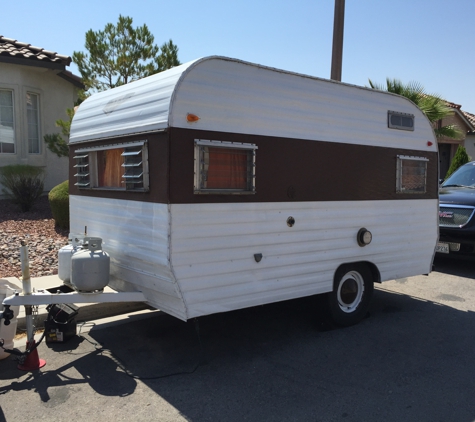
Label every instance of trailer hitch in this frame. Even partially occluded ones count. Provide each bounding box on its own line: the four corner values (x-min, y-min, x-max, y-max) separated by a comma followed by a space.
0, 305, 14, 326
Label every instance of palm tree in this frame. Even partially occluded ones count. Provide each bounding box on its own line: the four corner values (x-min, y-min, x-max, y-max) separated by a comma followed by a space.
368, 78, 463, 140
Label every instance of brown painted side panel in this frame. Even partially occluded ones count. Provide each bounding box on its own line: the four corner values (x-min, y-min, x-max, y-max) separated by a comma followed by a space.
168, 127, 438, 204
69, 127, 438, 204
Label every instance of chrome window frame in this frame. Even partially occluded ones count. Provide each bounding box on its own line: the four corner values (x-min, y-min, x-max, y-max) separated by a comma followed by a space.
194, 139, 257, 195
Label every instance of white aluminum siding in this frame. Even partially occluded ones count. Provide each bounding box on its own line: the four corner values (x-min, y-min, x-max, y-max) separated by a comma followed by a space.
70, 56, 437, 153
69, 60, 198, 144
69, 195, 187, 319
170, 58, 435, 151
169, 200, 438, 319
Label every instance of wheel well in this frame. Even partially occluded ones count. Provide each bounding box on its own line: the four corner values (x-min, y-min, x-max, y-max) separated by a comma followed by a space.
334, 261, 381, 284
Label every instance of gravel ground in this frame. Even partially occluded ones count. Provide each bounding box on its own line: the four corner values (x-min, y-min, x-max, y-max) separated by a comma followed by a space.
0, 195, 68, 279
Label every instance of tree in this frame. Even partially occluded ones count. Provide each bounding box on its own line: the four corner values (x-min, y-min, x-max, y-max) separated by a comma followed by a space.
367, 78, 464, 140
73, 15, 180, 94
445, 145, 470, 179
43, 107, 75, 157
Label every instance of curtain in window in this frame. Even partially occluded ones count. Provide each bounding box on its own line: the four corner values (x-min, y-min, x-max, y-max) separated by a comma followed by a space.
27, 93, 40, 154
0, 90, 14, 153
98, 148, 124, 187
207, 147, 248, 189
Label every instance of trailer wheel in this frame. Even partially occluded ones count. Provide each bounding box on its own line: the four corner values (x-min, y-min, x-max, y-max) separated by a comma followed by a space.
326, 264, 374, 327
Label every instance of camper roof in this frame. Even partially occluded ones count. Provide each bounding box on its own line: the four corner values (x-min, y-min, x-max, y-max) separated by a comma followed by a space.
70, 56, 436, 152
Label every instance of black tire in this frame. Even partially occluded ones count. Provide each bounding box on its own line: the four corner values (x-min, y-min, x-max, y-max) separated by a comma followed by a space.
326, 263, 374, 327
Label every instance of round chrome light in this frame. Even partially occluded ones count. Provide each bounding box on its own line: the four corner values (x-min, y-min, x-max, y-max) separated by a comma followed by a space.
357, 228, 372, 247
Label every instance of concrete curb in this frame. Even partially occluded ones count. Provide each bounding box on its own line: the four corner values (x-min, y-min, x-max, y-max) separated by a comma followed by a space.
1, 275, 149, 331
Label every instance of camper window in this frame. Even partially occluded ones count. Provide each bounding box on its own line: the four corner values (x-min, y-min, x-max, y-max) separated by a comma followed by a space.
74, 141, 149, 191
194, 139, 257, 194
388, 111, 414, 131
396, 155, 428, 194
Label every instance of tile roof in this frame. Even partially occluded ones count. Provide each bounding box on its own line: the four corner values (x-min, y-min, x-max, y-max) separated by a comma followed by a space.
462, 110, 475, 131
0, 35, 71, 67
446, 101, 475, 132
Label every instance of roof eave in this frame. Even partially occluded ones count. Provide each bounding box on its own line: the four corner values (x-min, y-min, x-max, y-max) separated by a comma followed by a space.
57, 70, 85, 90
0, 54, 66, 70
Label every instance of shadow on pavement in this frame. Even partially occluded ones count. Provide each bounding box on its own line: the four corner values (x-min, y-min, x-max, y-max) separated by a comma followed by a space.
0, 336, 137, 400
88, 291, 475, 422
1, 289, 474, 421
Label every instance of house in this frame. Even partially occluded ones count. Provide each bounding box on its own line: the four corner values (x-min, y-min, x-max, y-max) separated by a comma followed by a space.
461, 110, 475, 163
437, 102, 475, 178
0, 35, 83, 195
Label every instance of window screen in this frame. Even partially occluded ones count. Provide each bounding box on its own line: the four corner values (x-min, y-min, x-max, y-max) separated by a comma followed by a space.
396, 155, 428, 193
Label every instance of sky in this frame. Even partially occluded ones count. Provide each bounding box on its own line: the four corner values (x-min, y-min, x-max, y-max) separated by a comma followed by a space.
2, 0, 475, 111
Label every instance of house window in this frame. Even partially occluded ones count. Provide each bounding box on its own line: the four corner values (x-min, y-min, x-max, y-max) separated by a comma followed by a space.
0, 90, 15, 154
74, 141, 149, 191
194, 139, 257, 194
396, 155, 428, 193
27, 92, 40, 154
388, 111, 414, 131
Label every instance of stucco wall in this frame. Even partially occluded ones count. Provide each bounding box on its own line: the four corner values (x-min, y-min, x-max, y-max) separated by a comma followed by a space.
465, 133, 475, 162
0, 62, 78, 196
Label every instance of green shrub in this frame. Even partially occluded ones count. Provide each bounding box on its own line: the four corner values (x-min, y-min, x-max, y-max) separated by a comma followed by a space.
0, 165, 45, 212
48, 180, 69, 229
445, 145, 470, 180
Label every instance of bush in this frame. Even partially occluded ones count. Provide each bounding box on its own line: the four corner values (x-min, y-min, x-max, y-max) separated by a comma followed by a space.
0, 165, 45, 212
445, 145, 470, 180
48, 180, 69, 229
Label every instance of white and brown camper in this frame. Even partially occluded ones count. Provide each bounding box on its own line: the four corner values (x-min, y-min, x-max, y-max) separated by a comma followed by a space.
68, 56, 438, 326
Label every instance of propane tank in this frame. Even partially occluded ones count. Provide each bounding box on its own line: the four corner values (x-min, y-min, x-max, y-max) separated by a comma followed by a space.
71, 237, 110, 292
58, 234, 85, 284
0, 281, 20, 360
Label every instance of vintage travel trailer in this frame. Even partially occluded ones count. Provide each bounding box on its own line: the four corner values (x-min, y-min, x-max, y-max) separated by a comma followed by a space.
67, 56, 439, 326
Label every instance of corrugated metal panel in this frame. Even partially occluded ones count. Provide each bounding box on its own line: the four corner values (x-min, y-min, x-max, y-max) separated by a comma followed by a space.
69, 195, 187, 319
70, 56, 436, 153
69, 60, 198, 143
170, 200, 437, 319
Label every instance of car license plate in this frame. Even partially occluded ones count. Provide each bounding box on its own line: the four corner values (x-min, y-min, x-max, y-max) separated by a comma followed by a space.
435, 242, 449, 254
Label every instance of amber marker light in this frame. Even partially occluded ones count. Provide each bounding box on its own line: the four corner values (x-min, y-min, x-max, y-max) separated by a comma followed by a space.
187, 113, 200, 122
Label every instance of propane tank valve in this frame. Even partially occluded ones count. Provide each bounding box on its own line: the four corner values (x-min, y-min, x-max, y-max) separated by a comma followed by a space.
1, 305, 14, 326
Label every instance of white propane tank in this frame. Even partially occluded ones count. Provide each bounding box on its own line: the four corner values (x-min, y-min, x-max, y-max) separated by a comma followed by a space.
71, 237, 110, 292
58, 234, 85, 283
0, 280, 20, 360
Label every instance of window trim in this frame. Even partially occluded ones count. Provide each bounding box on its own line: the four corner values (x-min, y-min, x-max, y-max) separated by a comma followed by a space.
194, 139, 257, 195
74, 140, 149, 192
396, 155, 428, 194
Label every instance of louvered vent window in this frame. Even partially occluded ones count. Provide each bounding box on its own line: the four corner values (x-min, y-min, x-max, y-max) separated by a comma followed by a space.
122, 145, 146, 189
396, 155, 428, 193
74, 140, 149, 191
74, 154, 90, 187
194, 139, 257, 194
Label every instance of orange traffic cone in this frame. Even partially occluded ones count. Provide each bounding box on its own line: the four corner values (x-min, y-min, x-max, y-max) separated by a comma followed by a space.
17, 340, 46, 371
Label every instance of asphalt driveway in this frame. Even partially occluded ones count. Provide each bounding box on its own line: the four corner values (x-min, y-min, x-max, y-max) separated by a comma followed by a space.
1, 255, 474, 422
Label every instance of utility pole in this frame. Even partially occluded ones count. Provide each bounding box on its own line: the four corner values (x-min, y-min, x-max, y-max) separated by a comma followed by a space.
330, 0, 345, 81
